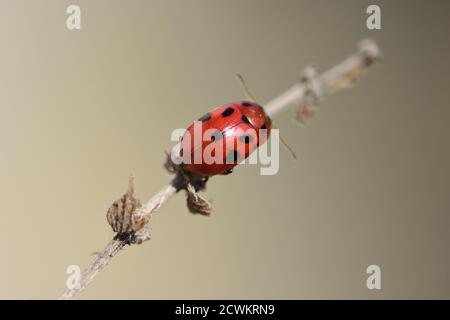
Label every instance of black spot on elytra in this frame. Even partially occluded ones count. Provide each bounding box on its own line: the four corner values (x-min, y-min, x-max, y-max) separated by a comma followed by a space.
261, 124, 267, 130
221, 107, 235, 117
225, 150, 240, 163
242, 101, 253, 107
198, 113, 211, 122
239, 134, 253, 144
210, 130, 223, 141
241, 115, 250, 124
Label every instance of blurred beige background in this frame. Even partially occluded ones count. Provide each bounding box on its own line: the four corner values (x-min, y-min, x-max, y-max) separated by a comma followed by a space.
0, 0, 449, 299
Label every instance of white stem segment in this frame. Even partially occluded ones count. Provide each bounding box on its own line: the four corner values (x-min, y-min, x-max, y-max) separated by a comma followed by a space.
265, 38, 380, 117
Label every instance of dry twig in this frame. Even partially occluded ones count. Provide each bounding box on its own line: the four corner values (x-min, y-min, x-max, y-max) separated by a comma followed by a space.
59, 38, 381, 299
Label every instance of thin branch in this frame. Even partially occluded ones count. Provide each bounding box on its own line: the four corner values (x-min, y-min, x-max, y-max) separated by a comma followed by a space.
264, 38, 381, 117
60, 183, 177, 300
59, 38, 381, 300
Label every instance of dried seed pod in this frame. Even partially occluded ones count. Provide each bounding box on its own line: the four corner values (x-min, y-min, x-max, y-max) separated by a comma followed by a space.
186, 183, 213, 216
296, 101, 318, 125
330, 63, 367, 90
106, 176, 148, 242
296, 66, 321, 125
131, 208, 149, 232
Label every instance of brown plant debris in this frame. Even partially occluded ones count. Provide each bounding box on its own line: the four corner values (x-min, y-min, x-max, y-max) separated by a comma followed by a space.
165, 152, 213, 215
106, 175, 149, 244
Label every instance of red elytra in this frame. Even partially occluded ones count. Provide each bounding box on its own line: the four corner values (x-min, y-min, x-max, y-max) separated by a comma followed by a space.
180, 100, 272, 177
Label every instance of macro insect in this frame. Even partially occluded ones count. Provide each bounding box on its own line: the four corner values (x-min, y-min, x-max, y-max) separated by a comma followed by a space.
179, 75, 294, 177
107, 76, 295, 238
180, 99, 272, 176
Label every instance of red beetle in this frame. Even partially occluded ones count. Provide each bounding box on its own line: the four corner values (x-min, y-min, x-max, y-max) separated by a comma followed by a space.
180, 100, 272, 177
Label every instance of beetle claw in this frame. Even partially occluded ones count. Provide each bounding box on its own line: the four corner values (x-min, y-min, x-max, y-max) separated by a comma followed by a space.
222, 168, 233, 175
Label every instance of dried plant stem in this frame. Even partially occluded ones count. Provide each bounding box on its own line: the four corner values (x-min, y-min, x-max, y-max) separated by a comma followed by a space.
60, 183, 177, 300
265, 38, 381, 117
59, 38, 381, 300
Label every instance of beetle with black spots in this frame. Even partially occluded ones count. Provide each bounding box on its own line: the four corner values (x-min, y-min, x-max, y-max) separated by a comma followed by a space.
180, 100, 272, 176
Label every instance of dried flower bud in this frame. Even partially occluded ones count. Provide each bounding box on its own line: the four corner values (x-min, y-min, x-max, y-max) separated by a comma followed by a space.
106, 176, 148, 243
186, 183, 213, 216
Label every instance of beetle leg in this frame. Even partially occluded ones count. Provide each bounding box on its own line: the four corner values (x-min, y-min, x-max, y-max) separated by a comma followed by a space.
222, 168, 233, 175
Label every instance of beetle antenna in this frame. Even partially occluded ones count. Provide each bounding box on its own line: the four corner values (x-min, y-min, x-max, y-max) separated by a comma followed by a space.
235, 73, 296, 159
279, 134, 297, 160
235, 73, 257, 103
272, 122, 297, 160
